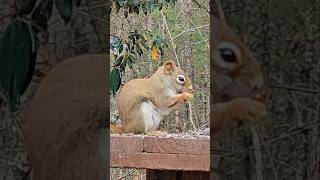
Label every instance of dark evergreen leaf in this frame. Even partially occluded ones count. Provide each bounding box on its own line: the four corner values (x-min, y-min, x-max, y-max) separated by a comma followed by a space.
119, 42, 123, 53
159, 46, 164, 56
0, 20, 35, 111
133, 6, 139, 14
55, 0, 73, 25
136, 44, 142, 56
120, 62, 126, 71
31, 0, 54, 33
109, 68, 121, 96
128, 5, 133, 13
19, 26, 37, 95
114, 55, 123, 66
16, 0, 37, 15
127, 55, 134, 69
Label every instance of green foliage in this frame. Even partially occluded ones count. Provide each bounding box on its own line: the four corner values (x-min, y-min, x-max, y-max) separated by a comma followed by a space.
55, 0, 73, 24
31, 0, 54, 32
0, 20, 36, 111
110, 30, 168, 94
109, 68, 122, 97
111, 0, 177, 17
30, 0, 73, 32
16, 0, 37, 15
110, 0, 178, 95
0, 0, 74, 111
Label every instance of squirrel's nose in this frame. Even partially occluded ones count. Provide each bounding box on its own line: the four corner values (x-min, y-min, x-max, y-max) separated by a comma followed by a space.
188, 87, 193, 94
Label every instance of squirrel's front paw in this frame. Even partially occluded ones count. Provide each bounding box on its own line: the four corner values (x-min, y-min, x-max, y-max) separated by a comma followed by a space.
182, 92, 193, 101
228, 97, 266, 121
176, 92, 193, 103
255, 86, 272, 103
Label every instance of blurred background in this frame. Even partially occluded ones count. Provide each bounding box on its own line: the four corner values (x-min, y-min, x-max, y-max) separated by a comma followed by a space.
0, 0, 107, 179
212, 0, 320, 180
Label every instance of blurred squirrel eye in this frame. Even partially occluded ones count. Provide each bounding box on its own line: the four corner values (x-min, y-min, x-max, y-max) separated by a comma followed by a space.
220, 48, 237, 63
176, 75, 185, 84
214, 41, 241, 71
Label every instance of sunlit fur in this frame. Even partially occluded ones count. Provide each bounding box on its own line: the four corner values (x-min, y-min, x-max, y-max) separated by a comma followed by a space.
117, 61, 193, 134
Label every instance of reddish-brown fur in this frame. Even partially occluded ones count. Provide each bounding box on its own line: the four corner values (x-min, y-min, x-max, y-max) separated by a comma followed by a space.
115, 61, 193, 134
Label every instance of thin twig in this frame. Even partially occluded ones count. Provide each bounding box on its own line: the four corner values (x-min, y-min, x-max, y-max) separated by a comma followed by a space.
188, 101, 197, 131
257, 127, 280, 180
191, 0, 209, 13
251, 125, 263, 180
172, 24, 209, 40
218, 122, 320, 157
117, 169, 136, 180
185, 16, 209, 48
272, 84, 319, 94
161, 11, 180, 67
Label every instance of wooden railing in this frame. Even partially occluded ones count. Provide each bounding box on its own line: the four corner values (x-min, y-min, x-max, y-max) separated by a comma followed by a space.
110, 134, 210, 180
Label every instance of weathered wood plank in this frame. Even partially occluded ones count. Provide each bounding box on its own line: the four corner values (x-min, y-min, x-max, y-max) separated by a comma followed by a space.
110, 135, 143, 153
143, 136, 209, 155
110, 135, 210, 171
110, 152, 209, 171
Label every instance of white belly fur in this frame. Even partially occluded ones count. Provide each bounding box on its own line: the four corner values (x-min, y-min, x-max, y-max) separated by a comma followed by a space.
140, 101, 162, 131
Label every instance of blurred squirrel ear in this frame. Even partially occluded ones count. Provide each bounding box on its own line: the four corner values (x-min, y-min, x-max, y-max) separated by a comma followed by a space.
163, 61, 175, 74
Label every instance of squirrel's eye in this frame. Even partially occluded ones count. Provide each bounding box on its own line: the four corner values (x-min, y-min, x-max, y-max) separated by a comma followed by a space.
220, 48, 237, 63
176, 75, 185, 84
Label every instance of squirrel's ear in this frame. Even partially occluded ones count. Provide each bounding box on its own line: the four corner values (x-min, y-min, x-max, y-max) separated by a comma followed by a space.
163, 61, 175, 74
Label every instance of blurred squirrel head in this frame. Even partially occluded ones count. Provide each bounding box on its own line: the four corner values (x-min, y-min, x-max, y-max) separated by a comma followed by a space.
212, 17, 268, 102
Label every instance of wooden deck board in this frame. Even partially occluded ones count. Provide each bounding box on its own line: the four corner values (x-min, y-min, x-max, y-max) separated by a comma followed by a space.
110, 134, 210, 171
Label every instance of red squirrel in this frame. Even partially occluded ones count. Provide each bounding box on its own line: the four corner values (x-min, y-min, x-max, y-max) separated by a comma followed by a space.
111, 61, 193, 134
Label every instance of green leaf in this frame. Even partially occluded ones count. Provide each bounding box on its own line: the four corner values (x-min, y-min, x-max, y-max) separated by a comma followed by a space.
19, 27, 37, 95
138, 42, 147, 53
31, 0, 54, 33
0, 20, 36, 111
114, 55, 123, 66
127, 55, 134, 69
55, 0, 73, 25
118, 0, 125, 6
128, 5, 133, 13
120, 55, 127, 71
159, 46, 164, 56
111, 36, 121, 49
119, 42, 123, 53
109, 68, 121, 96
136, 43, 142, 56
133, 5, 139, 14
16, 0, 37, 15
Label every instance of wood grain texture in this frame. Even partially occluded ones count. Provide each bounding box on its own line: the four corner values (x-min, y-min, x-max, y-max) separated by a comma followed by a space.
110, 135, 143, 153
111, 152, 209, 171
110, 135, 210, 171
143, 136, 209, 155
